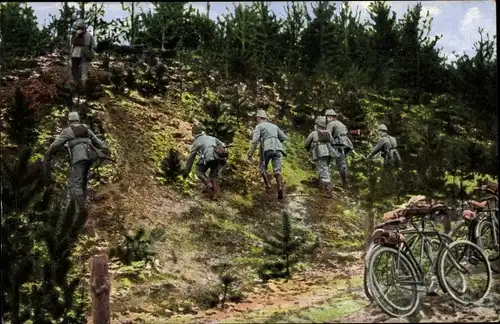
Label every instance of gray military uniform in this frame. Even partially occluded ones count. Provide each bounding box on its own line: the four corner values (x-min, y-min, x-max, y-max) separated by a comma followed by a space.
327, 120, 353, 165
326, 119, 353, 185
305, 129, 336, 184
44, 122, 107, 205
185, 132, 225, 179
71, 24, 95, 86
366, 134, 398, 166
247, 121, 287, 176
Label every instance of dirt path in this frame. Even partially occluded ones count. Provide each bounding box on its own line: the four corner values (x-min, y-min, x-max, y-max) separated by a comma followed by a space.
169, 261, 500, 324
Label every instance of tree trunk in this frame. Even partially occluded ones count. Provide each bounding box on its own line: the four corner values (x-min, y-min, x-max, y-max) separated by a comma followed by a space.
90, 253, 110, 324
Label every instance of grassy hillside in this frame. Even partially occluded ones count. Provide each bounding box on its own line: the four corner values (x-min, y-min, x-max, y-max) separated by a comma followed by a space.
1, 51, 497, 323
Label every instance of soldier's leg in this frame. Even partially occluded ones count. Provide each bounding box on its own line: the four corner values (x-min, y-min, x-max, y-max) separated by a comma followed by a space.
80, 60, 90, 89
208, 160, 221, 199
71, 57, 82, 86
316, 158, 333, 198
260, 151, 272, 189
68, 161, 91, 211
196, 163, 213, 190
336, 155, 348, 186
271, 151, 284, 199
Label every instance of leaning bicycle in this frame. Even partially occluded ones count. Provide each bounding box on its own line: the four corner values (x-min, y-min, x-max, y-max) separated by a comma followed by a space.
451, 186, 499, 272
365, 205, 492, 318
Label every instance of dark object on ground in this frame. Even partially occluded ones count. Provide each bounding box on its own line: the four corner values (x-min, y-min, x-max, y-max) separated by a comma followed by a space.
161, 149, 183, 181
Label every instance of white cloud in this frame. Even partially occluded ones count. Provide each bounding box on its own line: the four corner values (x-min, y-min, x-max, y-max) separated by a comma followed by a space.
458, 7, 496, 52
422, 6, 441, 17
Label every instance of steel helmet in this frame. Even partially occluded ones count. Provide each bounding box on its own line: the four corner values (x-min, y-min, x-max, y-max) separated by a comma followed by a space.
315, 116, 327, 128
191, 124, 203, 136
75, 19, 86, 29
379, 124, 388, 132
325, 109, 337, 116
256, 109, 269, 120
68, 111, 80, 122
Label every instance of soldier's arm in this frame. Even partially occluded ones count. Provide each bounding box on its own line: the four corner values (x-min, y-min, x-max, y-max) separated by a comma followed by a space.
277, 127, 287, 143
326, 122, 334, 134
44, 128, 73, 162
366, 139, 385, 159
184, 143, 199, 173
215, 137, 225, 147
88, 128, 107, 150
304, 132, 314, 151
85, 32, 96, 51
247, 127, 261, 158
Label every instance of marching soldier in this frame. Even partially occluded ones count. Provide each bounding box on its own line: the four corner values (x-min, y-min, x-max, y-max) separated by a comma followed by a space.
247, 110, 287, 200
183, 125, 227, 200
326, 109, 354, 187
305, 116, 337, 198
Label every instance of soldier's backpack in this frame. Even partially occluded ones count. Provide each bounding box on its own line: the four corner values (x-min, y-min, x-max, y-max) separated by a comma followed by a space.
213, 143, 229, 160
70, 125, 108, 164
317, 130, 331, 143
72, 31, 86, 46
387, 136, 401, 167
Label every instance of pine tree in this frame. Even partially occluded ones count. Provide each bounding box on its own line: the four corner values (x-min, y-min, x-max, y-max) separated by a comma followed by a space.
259, 211, 318, 280
1, 148, 87, 323
5, 87, 39, 148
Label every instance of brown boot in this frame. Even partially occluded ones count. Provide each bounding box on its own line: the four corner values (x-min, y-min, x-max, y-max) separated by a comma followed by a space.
275, 174, 285, 200
197, 173, 213, 193
262, 173, 272, 190
211, 179, 220, 200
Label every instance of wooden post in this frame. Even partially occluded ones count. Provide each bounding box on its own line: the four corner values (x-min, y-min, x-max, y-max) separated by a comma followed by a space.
91, 252, 110, 324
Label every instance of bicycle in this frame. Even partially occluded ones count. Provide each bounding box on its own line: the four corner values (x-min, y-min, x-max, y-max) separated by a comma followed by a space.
363, 200, 454, 302
365, 205, 492, 317
451, 187, 499, 272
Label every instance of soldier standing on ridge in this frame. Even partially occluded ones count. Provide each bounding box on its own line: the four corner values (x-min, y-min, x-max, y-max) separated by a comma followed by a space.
326, 109, 354, 187
183, 125, 228, 200
247, 109, 287, 200
43, 112, 108, 211
71, 19, 96, 91
305, 116, 337, 198
365, 124, 401, 167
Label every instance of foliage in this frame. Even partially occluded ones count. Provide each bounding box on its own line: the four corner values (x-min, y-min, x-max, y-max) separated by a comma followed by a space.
110, 227, 166, 266
0, 2, 51, 66
258, 211, 319, 281
1, 148, 87, 324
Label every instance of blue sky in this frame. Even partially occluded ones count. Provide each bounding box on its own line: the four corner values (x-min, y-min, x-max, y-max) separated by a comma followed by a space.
29, 1, 497, 62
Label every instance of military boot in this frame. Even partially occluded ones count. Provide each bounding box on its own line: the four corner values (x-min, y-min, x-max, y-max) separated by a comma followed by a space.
211, 179, 220, 200
197, 173, 214, 193
325, 182, 333, 199
262, 173, 272, 190
275, 173, 285, 200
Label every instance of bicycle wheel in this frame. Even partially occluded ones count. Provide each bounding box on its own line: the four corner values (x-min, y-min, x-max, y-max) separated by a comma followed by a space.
475, 219, 500, 272
437, 240, 492, 305
367, 245, 421, 317
363, 264, 373, 301
405, 233, 454, 293
451, 220, 469, 241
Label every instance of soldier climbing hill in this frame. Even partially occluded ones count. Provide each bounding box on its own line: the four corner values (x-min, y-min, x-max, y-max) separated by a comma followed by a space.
43, 112, 109, 211
247, 109, 287, 200
305, 116, 337, 198
326, 109, 355, 187
71, 19, 96, 91
365, 124, 401, 167
183, 125, 228, 200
